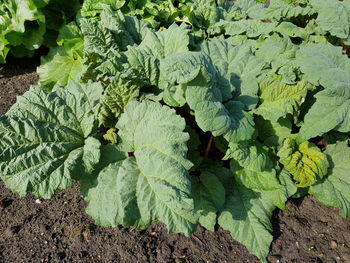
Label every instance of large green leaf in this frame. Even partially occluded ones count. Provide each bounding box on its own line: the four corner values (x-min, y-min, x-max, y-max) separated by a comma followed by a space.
310, 141, 350, 218
256, 116, 292, 147
124, 46, 160, 87
298, 88, 350, 141
210, 19, 277, 38
0, 0, 45, 41
192, 170, 226, 231
219, 179, 287, 263
310, 0, 350, 39
254, 77, 311, 122
264, 0, 314, 20
79, 144, 127, 197
255, 35, 298, 84
80, 18, 119, 57
231, 161, 281, 191
201, 38, 265, 106
0, 35, 9, 63
163, 51, 255, 143
0, 84, 103, 198
87, 101, 197, 235
232, 0, 266, 19
138, 23, 190, 59
37, 46, 84, 90
99, 7, 150, 50
296, 43, 350, 90
37, 21, 84, 90
296, 43, 350, 140
225, 141, 273, 172
186, 84, 255, 142
213, 163, 291, 262
81, 5, 149, 57
85, 158, 146, 227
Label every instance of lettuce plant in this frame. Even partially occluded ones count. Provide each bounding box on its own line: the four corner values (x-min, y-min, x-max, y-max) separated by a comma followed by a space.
0, 0, 80, 63
1, 1, 350, 262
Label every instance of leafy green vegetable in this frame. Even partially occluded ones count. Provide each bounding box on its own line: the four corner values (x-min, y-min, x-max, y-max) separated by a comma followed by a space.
225, 141, 273, 172
0, 82, 103, 198
254, 77, 312, 122
218, 179, 287, 263
310, 0, 350, 39
0, 0, 80, 63
87, 101, 197, 235
2, 1, 350, 262
310, 141, 350, 218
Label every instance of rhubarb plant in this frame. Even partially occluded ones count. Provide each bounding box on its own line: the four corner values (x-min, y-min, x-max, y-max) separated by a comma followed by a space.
1, 1, 350, 262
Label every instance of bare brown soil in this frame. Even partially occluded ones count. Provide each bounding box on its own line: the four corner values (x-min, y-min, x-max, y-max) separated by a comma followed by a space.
0, 57, 349, 263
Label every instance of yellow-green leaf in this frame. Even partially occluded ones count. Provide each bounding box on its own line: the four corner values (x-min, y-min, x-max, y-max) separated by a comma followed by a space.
278, 138, 329, 187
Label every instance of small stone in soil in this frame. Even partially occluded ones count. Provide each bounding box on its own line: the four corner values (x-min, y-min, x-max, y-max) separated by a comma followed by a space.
330, 240, 338, 248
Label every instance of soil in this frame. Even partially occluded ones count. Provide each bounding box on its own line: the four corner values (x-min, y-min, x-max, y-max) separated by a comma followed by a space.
0, 56, 40, 115
1, 57, 350, 263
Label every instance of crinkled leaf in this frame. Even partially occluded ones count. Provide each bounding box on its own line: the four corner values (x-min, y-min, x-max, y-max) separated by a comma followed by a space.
225, 141, 273, 172
296, 43, 350, 90
80, 144, 127, 197
189, 0, 223, 29
89, 101, 197, 235
210, 19, 277, 38
219, 178, 287, 263
85, 158, 146, 228
298, 88, 350, 141
310, 141, 350, 218
124, 47, 160, 86
83, 137, 101, 174
163, 52, 255, 142
264, 0, 315, 20
37, 46, 84, 90
278, 170, 298, 199
99, 7, 150, 50
185, 76, 255, 142
80, 18, 119, 57
56, 21, 83, 47
254, 77, 311, 122
231, 160, 281, 191
138, 23, 189, 59
160, 52, 213, 88
274, 21, 313, 39
201, 38, 264, 105
310, 0, 350, 39
233, 0, 266, 19
0, 84, 103, 198
255, 35, 298, 84
99, 76, 140, 127
278, 138, 329, 187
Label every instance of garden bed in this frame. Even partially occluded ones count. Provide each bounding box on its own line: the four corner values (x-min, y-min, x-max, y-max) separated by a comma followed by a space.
0, 57, 349, 263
